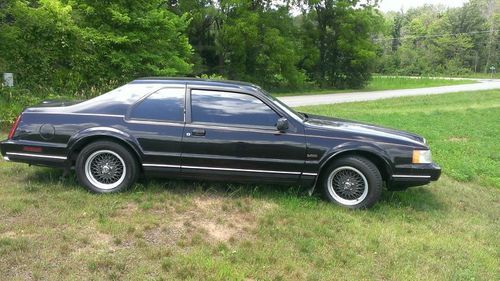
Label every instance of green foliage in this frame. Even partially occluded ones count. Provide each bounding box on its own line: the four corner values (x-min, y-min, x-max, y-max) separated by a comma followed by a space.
0, 85, 76, 128
1, 0, 495, 101
271, 76, 474, 96
377, 1, 499, 76
168, 0, 383, 90
196, 73, 226, 80
300, 0, 383, 88
173, 0, 310, 89
219, 3, 307, 89
0, 0, 193, 95
0, 0, 383, 94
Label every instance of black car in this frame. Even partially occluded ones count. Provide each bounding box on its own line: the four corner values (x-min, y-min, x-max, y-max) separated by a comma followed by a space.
1, 78, 440, 208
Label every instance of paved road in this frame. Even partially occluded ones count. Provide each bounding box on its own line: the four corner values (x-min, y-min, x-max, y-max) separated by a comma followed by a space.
279, 78, 500, 107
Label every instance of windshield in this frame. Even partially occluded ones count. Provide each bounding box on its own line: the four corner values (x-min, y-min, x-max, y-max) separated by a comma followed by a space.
260, 90, 306, 122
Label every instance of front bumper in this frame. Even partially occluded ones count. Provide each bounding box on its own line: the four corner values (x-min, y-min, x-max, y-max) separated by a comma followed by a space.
388, 162, 441, 190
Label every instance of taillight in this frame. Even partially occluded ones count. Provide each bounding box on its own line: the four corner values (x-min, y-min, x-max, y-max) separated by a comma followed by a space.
8, 115, 21, 140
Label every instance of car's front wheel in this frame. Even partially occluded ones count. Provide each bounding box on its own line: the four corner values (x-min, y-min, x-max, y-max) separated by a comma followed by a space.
76, 141, 139, 193
321, 156, 383, 209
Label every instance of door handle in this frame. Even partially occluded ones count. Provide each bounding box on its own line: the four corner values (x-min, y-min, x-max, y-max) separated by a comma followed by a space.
191, 129, 206, 136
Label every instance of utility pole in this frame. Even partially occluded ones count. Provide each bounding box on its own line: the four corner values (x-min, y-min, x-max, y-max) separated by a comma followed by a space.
484, 0, 497, 73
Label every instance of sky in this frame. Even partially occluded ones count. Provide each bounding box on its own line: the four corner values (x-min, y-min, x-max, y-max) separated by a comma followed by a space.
378, 0, 469, 12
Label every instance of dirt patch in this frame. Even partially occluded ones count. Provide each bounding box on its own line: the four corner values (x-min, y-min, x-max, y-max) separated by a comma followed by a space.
117, 202, 138, 216
94, 231, 114, 249
187, 197, 262, 242
1, 231, 18, 238
72, 225, 119, 256
144, 196, 276, 245
0, 230, 35, 239
448, 136, 468, 142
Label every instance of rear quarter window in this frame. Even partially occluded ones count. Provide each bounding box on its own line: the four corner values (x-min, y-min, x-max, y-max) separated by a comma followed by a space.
130, 88, 185, 122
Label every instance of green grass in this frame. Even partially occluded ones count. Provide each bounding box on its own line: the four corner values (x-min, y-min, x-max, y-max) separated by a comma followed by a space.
366, 76, 475, 91
1, 90, 499, 280
272, 76, 475, 96
448, 72, 500, 79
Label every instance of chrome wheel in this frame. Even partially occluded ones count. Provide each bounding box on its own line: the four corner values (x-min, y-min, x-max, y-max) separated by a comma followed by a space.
327, 166, 368, 206
84, 150, 126, 190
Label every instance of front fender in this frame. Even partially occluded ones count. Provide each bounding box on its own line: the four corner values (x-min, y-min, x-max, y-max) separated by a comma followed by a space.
318, 141, 394, 177
67, 127, 143, 161
307, 141, 394, 195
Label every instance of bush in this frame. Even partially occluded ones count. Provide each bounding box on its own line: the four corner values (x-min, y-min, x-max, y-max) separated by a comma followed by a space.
0, 0, 192, 96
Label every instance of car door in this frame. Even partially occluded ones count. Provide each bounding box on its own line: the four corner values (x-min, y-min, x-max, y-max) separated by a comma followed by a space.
125, 86, 186, 175
181, 88, 306, 183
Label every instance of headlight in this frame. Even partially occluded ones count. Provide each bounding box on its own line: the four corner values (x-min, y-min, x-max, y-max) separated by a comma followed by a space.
412, 150, 432, 164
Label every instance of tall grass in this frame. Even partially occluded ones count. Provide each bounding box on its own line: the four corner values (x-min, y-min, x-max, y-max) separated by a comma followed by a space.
366, 76, 474, 91
273, 75, 474, 96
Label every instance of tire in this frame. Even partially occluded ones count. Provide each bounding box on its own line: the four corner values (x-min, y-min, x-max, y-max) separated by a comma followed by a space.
320, 156, 383, 209
75, 141, 139, 193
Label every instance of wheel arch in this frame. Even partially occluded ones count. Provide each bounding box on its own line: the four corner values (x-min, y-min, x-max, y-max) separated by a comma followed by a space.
319, 149, 392, 181
67, 127, 143, 165
314, 145, 393, 190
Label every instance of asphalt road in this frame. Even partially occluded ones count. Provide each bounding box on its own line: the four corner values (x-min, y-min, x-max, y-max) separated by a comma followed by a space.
278, 78, 500, 107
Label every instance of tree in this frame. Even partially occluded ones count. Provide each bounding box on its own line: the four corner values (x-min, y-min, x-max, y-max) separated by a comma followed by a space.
300, 0, 383, 88
0, 0, 193, 95
173, 0, 306, 89
376, 1, 497, 76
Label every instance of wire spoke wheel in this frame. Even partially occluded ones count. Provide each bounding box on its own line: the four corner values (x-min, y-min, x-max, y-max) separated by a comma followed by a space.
327, 166, 369, 206
84, 150, 126, 190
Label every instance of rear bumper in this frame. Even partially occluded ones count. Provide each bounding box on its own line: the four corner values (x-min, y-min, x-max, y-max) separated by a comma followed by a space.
1, 139, 68, 168
388, 162, 441, 190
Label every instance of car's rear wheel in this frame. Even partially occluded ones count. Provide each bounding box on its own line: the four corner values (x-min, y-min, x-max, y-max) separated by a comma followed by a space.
76, 141, 139, 193
321, 156, 383, 209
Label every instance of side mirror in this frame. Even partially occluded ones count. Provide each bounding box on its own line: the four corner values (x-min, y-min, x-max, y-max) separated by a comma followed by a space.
276, 117, 289, 132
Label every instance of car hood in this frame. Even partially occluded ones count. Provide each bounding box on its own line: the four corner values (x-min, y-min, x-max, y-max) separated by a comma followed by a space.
303, 114, 427, 147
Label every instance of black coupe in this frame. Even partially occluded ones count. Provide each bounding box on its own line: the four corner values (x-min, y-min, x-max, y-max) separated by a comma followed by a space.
1, 78, 441, 208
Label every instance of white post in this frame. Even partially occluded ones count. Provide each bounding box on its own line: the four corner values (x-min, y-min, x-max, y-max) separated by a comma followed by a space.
3, 73, 14, 87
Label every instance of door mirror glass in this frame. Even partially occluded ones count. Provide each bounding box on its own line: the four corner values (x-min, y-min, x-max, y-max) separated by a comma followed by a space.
276, 117, 289, 132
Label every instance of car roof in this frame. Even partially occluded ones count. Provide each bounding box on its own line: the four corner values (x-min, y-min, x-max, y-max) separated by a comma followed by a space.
24, 78, 267, 116
131, 77, 262, 92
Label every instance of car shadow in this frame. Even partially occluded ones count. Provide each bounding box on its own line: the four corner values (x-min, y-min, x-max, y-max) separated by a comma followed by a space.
24, 168, 443, 211
379, 186, 444, 211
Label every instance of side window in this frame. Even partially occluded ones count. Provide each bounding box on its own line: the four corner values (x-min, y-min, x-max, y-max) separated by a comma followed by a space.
130, 88, 184, 122
191, 90, 279, 127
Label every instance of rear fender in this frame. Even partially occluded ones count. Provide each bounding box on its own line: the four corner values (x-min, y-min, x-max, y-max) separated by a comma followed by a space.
67, 127, 143, 161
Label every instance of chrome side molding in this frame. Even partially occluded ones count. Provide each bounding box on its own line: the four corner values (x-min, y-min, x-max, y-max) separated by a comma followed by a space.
6, 152, 67, 160
142, 163, 181, 168
142, 163, 310, 176
392, 174, 431, 178
182, 165, 301, 175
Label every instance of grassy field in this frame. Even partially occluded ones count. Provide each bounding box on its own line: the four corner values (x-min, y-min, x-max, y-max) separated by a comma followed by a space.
452, 72, 500, 79
1, 90, 499, 280
272, 76, 475, 96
